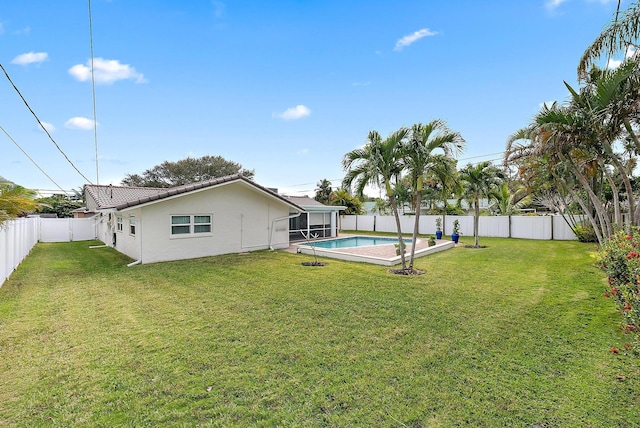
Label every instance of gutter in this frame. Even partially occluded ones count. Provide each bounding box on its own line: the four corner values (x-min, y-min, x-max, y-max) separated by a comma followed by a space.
269, 211, 302, 250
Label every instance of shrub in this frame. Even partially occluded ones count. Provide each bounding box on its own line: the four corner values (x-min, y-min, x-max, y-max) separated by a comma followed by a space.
594, 228, 640, 349
574, 222, 598, 243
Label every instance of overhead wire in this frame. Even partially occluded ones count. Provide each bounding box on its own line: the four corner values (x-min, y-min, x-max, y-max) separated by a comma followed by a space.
0, 63, 93, 184
0, 125, 69, 194
88, 0, 100, 184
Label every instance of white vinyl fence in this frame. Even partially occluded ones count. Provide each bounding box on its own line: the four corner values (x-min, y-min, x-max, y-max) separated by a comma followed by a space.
1, 217, 97, 288
340, 214, 580, 241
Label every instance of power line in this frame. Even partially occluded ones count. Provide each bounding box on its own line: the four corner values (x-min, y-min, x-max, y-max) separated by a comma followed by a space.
458, 151, 505, 162
0, 125, 68, 194
88, 0, 100, 184
0, 63, 93, 184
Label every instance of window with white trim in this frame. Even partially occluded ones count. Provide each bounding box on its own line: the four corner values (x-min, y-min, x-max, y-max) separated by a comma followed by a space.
171, 214, 212, 236
116, 215, 123, 232
129, 216, 136, 235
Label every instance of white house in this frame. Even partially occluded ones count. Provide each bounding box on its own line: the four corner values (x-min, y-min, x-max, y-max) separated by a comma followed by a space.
84, 174, 306, 265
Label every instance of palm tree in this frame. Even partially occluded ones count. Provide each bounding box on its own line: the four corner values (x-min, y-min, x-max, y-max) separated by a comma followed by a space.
488, 182, 533, 215
403, 121, 465, 269
427, 155, 461, 213
0, 183, 37, 225
506, 101, 614, 244
459, 162, 504, 248
342, 128, 409, 270
328, 188, 363, 215
578, 1, 640, 78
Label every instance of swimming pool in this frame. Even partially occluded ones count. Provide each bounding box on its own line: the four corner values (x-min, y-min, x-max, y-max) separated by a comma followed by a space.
295, 235, 454, 266
311, 236, 412, 249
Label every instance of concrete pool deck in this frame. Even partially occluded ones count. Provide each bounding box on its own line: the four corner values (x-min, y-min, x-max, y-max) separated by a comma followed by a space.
291, 235, 456, 266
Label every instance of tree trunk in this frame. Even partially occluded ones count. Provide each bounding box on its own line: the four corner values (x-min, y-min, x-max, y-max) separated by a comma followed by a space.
474, 198, 480, 247
602, 164, 622, 227
387, 186, 406, 270
409, 191, 422, 270
565, 155, 612, 238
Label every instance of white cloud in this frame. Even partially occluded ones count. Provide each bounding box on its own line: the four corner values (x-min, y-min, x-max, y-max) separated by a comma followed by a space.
607, 58, 623, 69
607, 45, 636, 69
545, 0, 568, 10
394, 28, 437, 51
297, 148, 309, 155
352, 81, 371, 87
212, 1, 226, 18
11, 52, 48, 65
65, 117, 98, 130
273, 104, 311, 120
15, 26, 30, 35
68, 58, 146, 84
40, 122, 56, 132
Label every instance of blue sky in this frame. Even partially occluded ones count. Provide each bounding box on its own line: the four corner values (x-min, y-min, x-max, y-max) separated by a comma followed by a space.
0, 0, 628, 196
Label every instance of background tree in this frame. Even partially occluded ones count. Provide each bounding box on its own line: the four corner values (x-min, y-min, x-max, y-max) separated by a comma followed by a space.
35, 193, 84, 218
488, 182, 533, 215
328, 188, 363, 215
343, 128, 410, 270
459, 161, 504, 248
0, 183, 38, 225
314, 179, 333, 204
122, 155, 254, 187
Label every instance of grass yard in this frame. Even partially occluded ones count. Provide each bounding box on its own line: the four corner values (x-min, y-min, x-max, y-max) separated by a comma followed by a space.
0, 237, 639, 426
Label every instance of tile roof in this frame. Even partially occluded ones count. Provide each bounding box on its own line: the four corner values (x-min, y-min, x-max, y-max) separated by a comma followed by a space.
85, 174, 305, 211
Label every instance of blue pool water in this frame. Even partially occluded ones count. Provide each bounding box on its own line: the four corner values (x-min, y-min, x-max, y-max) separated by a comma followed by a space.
309, 236, 411, 249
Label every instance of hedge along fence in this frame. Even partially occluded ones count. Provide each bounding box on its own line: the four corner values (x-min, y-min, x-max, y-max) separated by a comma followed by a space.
340, 215, 580, 240
1, 217, 97, 288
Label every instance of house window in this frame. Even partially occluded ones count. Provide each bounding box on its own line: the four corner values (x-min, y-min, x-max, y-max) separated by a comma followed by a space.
171, 215, 212, 236
129, 216, 136, 235
116, 215, 123, 232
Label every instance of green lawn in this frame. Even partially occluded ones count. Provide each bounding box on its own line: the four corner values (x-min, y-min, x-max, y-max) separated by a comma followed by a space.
0, 238, 638, 426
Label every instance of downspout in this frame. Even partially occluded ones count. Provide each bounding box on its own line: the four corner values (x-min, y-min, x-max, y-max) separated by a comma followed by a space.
127, 217, 142, 267
270, 211, 302, 250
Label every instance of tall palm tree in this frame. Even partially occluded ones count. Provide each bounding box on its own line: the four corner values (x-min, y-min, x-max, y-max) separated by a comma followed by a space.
403, 121, 465, 269
342, 128, 409, 270
578, 1, 639, 78
459, 162, 504, 248
0, 183, 37, 225
488, 182, 533, 216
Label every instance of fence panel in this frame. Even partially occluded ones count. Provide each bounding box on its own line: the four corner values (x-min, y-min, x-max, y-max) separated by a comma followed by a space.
479, 216, 510, 238
510, 216, 552, 240
339, 214, 579, 241
357, 216, 376, 232
553, 215, 579, 240
1, 218, 40, 288
39, 218, 97, 242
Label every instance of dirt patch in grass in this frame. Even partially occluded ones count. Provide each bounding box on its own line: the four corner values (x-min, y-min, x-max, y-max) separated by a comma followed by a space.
388, 268, 425, 275
301, 262, 326, 266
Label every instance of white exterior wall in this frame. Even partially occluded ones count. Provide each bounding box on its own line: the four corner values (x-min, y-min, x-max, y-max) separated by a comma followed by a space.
113, 182, 291, 264
113, 208, 143, 261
